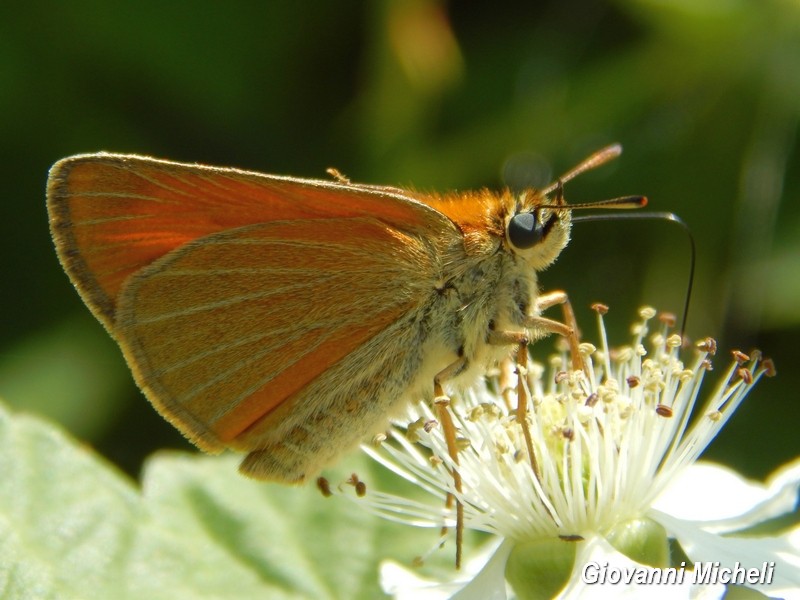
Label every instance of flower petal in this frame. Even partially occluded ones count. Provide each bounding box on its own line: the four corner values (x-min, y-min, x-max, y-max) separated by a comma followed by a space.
380, 538, 511, 600
451, 539, 513, 600
655, 511, 800, 597
653, 458, 800, 532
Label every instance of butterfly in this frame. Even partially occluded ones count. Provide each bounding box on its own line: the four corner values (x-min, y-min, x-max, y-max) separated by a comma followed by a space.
47, 144, 644, 484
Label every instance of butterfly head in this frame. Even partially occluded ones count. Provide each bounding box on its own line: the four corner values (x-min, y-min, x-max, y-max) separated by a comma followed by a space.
505, 184, 572, 271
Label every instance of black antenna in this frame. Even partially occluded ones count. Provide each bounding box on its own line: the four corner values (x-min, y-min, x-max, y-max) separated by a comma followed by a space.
572, 211, 696, 340
534, 144, 694, 339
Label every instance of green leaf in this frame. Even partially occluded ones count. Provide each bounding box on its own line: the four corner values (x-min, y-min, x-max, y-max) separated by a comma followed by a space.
0, 399, 139, 600
0, 400, 427, 600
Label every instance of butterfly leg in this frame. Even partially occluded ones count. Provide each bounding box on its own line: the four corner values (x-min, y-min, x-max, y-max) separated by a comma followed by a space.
487, 334, 543, 480
489, 293, 583, 479
432, 356, 467, 569
524, 290, 585, 372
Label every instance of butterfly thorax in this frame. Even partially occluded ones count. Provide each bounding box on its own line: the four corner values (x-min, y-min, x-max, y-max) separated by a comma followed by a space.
416, 187, 572, 394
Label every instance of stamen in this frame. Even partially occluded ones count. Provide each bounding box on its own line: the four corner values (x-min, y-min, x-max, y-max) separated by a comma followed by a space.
344, 305, 772, 576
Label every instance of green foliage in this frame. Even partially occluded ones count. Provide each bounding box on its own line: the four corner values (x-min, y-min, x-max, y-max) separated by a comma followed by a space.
0, 400, 432, 600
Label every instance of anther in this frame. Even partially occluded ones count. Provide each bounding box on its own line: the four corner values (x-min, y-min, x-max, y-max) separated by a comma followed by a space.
731, 350, 750, 364
737, 368, 753, 384
659, 312, 676, 327
347, 473, 367, 497
666, 334, 682, 348
639, 306, 657, 320
697, 337, 717, 355
655, 404, 673, 418
406, 417, 427, 442
316, 477, 332, 497
763, 358, 777, 377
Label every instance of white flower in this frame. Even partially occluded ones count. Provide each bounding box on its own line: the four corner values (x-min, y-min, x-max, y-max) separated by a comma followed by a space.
339, 306, 800, 598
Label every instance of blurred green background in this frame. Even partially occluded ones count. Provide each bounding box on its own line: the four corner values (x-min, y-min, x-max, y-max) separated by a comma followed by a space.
1, 0, 797, 482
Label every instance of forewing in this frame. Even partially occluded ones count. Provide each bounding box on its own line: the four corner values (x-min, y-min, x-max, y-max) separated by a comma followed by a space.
46, 153, 453, 329
113, 217, 441, 452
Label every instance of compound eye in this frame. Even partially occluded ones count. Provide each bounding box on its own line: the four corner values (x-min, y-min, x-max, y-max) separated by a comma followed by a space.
508, 211, 545, 250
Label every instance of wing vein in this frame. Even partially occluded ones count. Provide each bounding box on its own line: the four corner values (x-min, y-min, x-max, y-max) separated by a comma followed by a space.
133, 278, 337, 323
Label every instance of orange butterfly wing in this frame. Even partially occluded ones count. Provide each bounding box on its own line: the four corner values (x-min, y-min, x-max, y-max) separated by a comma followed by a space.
47, 153, 451, 328
47, 154, 459, 456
